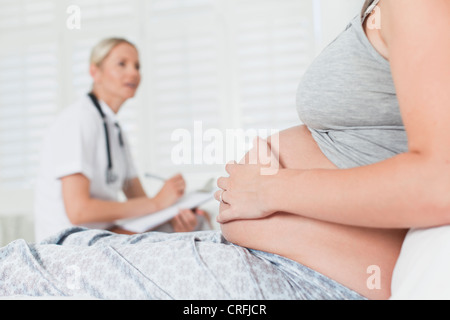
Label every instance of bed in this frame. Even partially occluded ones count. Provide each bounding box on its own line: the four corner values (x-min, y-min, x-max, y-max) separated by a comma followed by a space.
390, 225, 450, 300
1, 213, 449, 300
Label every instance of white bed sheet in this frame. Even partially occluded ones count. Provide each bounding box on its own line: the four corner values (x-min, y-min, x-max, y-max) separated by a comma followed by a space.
390, 226, 450, 300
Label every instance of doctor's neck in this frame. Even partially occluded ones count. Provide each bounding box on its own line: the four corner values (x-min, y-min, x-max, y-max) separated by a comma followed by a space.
91, 87, 125, 114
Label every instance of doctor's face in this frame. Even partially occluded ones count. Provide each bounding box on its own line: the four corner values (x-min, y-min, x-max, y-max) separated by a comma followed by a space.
91, 43, 141, 103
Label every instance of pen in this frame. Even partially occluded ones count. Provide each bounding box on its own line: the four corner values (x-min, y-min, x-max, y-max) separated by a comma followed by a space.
144, 173, 167, 181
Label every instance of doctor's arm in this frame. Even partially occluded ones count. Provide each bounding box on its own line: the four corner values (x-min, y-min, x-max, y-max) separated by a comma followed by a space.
61, 173, 184, 225
122, 177, 149, 199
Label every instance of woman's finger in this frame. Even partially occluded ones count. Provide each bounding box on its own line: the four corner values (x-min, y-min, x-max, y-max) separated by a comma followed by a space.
225, 161, 237, 174
221, 190, 230, 205
214, 190, 231, 205
214, 190, 222, 202
216, 177, 228, 190
216, 207, 238, 224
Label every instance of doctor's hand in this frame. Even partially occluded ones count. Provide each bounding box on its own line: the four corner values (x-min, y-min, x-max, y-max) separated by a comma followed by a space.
171, 208, 212, 232
170, 209, 203, 232
154, 174, 186, 209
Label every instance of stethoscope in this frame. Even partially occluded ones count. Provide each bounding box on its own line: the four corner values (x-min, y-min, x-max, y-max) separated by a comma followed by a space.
88, 92, 124, 184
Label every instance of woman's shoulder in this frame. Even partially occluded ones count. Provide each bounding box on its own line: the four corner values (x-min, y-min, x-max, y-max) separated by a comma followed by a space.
380, 0, 449, 43
51, 95, 101, 134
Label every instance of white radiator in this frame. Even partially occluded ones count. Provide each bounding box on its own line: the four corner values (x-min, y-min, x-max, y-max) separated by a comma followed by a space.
0, 213, 35, 247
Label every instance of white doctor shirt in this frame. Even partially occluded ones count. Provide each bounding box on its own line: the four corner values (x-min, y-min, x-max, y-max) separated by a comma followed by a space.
34, 94, 138, 242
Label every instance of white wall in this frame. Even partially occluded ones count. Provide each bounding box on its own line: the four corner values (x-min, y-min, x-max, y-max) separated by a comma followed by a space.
319, 0, 364, 49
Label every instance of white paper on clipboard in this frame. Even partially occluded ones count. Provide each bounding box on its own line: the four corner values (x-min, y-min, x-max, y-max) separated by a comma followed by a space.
118, 190, 216, 233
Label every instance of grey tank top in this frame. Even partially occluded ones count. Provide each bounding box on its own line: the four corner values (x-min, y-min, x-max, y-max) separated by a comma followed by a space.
296, 0, 408, 169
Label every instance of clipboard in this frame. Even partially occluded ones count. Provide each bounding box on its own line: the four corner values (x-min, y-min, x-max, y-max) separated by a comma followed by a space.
118, 190, 216, 233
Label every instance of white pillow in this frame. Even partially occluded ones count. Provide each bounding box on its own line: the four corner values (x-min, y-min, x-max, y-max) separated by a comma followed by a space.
390, 226, 450, 300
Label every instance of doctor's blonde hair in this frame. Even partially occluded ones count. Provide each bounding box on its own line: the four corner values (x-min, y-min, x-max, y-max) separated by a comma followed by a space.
90, 37, 137, 67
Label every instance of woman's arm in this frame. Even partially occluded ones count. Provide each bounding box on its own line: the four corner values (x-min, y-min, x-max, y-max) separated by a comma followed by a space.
62, 173, 185, 225
123, 177, 147, 199
217, 0, 450, 229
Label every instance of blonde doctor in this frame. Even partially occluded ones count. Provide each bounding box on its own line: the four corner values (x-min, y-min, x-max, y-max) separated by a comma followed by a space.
34, 38, 207, 242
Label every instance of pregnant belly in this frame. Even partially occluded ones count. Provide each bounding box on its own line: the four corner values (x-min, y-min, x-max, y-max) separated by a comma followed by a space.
220, 125, 406, 300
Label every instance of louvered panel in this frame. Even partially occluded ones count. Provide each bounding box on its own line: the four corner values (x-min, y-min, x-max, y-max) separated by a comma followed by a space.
148, 0, 215, 20
145, 14, 224, 172
71, 0, 136, 20
233, 0, 316, 133
0, 0, 55, 30
0, 43, 59, 189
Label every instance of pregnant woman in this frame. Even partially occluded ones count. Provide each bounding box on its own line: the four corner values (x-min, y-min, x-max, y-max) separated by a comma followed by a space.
217, 0, 450, 299
0, 0, 449, 300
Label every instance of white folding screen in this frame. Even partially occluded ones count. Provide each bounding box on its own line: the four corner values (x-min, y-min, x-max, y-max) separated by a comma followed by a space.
232, 0, 315, 139
0, 0, 363, 211
142, 0, 320, 179
0, 0, 60, 190
144, 0, 226, 177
